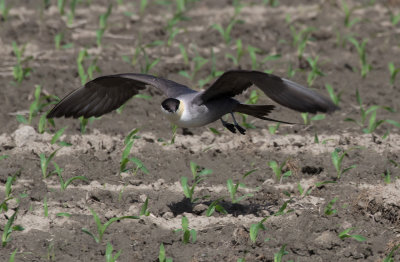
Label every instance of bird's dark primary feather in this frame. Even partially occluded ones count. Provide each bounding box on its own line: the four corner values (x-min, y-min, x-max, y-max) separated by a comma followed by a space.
47, 73, 194, 119
195, 70, 339, 114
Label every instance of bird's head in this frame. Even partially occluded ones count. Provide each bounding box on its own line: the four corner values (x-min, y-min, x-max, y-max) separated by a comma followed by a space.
161, 98, 184, 118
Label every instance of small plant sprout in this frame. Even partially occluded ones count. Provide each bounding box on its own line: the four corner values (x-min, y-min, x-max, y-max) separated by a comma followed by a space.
0, 174, 17, 212
43, 196, 48, 217
390, 11, 400, 26
52, 162, 88, 191
120, 129, 149, 175
206, 198, 227, 217
306, 56, 324, 86
225, 39, 244, 66
388, 62, 400, 86
0, 0, 11, 20
96, 4, 112, 47
159, 243, 173, 262
331, 148, 357, 178
40, 148, 61, 179
212, 19, 242, 45
347, 37, 371, 78
140, 197, 150, 216
174, 216, 197, 244
324, 197, 338, 215
338, 227, 366, 242
341, 0, 361, 28
382, 169, 391, 184
82, 208, 139, 243
57, 0, 66, 15
2, 209, 24, 247
227, 169, 257, 204
139, 0, 148, 16
264, 0, 279, 7
289, 26, 314, 59
384, 244, 400, 262
12, 41, 33, 84
9, 248, 18, 262
179, 47, 209, 87
180, 161, 212, 203
250, 217, 268, 243
325, 84, 341, 106
268, 123, 280, 135
51, 126, 71, 146
274, 244, 289, 262
247, 45, 261, 70
77, 48, 100, 85
66, 0, 78, 24
105, 242, 122, 262
268, 159, 292, 182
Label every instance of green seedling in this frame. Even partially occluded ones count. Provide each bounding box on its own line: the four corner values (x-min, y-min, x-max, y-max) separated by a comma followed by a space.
227, 169, 257, 203
247, 45, 261, 70
347, 37, 371, 78
57, 0, 66, 15
384, 244, 400, 262
287, 62, 296, 78
388, 62, 400, 86
263, 0, 279, 6
67, 0, 78, 24
324, 197, 338, 215
51, 126, 71, 146
140, 197, 150, 216
268, 123, 280, 135
174, 216, 197, 244
268, 159, 292, 182
159, 243, 173, 262
179, 43, 189, 65
140, 48, 161, 74
306, 56, 324, 86
212, 19, 242, 45
331, 148, 357, 178
1, 174, 16, 212
289, 26, 314, 59
274, 198, 294, 216
12, 42, 33, 84
338, 227, 366, 242
9, 248, 18, 262
54, 33, 63, 50
139, 0, 148, 16
179, 48, 209, 87
390, 12, 400, 26
181, 161, 212, 203
300, 112, 326, 125
274, 244, 289, 262
325, 84, 341, 106
2, 209, 24, 247
120, 129, 148, 175
206, 198, 227, 217
250, 217, 268, 243
197, 48, 224, 89
341, 0, 361, 28
82, 208, 139, 243
78, 116, 95, 134
40, 148, 61, 179
43, 196, 48, 217
225, 39, 244, 66
0, 0, 10, 20
96, 4, 112, 47
382, 169, 391, 184
52, 162, 88, 190
77, 48, 100, 85
105, 242, 122, 262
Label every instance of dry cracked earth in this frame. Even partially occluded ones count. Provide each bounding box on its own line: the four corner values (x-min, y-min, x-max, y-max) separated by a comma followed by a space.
1, 0, 400, 261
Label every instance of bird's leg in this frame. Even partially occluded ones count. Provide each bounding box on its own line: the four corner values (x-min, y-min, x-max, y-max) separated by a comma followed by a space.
230, 113, 246, 135
220, 118, 236, 133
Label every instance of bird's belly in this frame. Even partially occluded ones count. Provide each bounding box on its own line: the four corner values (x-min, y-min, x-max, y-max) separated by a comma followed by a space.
173, 113, 215, 127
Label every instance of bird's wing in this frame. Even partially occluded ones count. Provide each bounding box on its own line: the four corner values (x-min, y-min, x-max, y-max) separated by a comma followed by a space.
194, 70, 338, 114
47, 73, 194, 118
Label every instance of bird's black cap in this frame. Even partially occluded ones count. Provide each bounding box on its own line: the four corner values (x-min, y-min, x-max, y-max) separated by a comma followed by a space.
161, 98, 180, 113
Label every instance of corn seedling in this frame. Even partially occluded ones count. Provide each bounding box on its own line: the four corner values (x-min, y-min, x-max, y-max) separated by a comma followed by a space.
384, 244, 400, 262
225, 39, 244, 66
181, 161, 212, 203
382, 169, 391, 184
289, 26, 314, 59
139, 197, 150, 216
325, 84, 341, 106
139, 0, 148, 16
212, 19, 242, 45
96, 4, 112, 47
52, 162, 88, 191
57, 0, 66, 15
179, 48, 209, 87
324, 197, 338, 215
120, 129, 148, 175
268, 159, 292, 182
206, 198, 227, 217
338, 227, 366, 242
40, 148, 61, 179
179, 44, 189, 65
306, 56, 324, 86
249, 217, 268, 243
227, 169, 257, 204
105, 242, 122, 262
9, 248, 17, 262
390, 12, 400, 26
51, 126, 71, 146
159, 243, 173, 262
43, 196, 48, 217
2, 209, 24, 247
140, 45, 161, 74
347, 37, 371, 78
77, 48, 100, 85
82, 208, 139, 243
247, 45, 261, 70
0, 174, 16, 212
388, 62, 400, 86
197, 48, 224, 89
67, 0, 78, 25
274, 245, 289, 262
287, 62, 296, 78
174, 216, 197, 244
331, 148, 357, 178
341, 1, 361, 28
0, 0, 10, 20
263, 0, 279, 7
268, 123, 280, 135
12, 42, 33, 84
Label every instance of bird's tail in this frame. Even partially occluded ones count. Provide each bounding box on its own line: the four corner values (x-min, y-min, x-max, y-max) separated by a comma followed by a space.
234, 104, 294, 124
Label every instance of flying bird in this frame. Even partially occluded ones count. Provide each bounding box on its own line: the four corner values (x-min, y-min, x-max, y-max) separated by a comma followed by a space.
47, 70, 338, 134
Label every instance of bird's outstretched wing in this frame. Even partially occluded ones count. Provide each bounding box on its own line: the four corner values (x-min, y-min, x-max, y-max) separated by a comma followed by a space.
194, 70, 339, 114
47, 73, 194, 119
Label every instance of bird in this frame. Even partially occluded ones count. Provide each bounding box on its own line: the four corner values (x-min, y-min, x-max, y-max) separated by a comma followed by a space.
47, 70, 339, 134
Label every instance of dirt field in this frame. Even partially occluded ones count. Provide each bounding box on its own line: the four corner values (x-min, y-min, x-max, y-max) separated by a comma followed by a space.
1, 0, 400, 261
